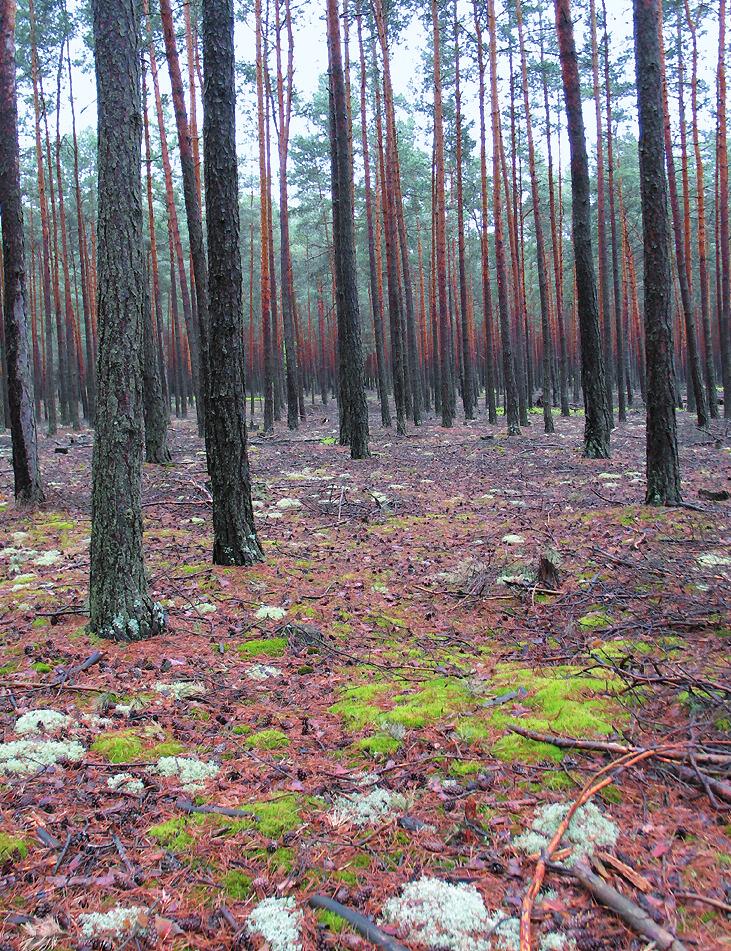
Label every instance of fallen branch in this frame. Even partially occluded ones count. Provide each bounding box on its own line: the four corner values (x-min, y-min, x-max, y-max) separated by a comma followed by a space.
519, 745, 676, 951
176, 798, 258, 821
308, 895, 409, 951
51, 650, 104, 686
673, 891, 731, 914
552, 861, 687, 950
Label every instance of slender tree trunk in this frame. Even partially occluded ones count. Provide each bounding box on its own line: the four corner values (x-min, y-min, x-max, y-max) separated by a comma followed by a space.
0, 0, 44, 504
255, 0, 274, 431
473, 2, 497, 424
554, 0, 611, 457
634, 0, 681, 504
718, 0, 731, 416
659, 7, 709, 427
357, 6, 390, 427
202, 0, 264, 564
516, 0, 554, 433
432, 0, 454, 428
159, 0, 209, 434
90, 0, 161, 639
326, 0, 369, 458
685, 0, 717, 416
488, 0, 520, 434
590, 0, 614, 422
143, 256, 171, 464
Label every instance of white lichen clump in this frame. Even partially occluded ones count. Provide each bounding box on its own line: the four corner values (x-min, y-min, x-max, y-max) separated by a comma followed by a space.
247, 663, 281, 681
153, 681, 206, 700
381, 879, 573, 951
331, 787, 407, 828
79, 905, 147, 940
14, 709, 71, 735
0, 739, 85, 777
107, 772, 145, 795
255, 605, 287, 621
513, 801, 618, 864
502, 534, 525, 545
697, 552, 731, 568
247, 896, 303, 951
149, 755, 219, 791
381, 878, 504, 950
276, 497, 302, 510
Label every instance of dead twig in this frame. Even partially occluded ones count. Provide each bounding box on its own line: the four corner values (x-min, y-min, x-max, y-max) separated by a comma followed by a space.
308, 895, 409, 950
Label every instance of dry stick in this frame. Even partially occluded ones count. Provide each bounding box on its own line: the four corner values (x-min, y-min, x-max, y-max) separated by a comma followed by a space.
551, 861, 688, 950
519, 745, 677, 951
51, 649, 104, 685
308, 895, 409, 951
508, 725, 731, 765
673, 891, 731, 914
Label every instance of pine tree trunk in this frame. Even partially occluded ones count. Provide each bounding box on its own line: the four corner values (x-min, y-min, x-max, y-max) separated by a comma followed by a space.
0, 0, 44, 503
516, 0, 554, 434
554, 0, 611, 457
89, 0, 161, 639
634, 0, 681, 504
488, 0, 520, 435
717, 0, 731, 417
143, 256, 171, 464
326, 0, 369, 458
202, 0, 264, 564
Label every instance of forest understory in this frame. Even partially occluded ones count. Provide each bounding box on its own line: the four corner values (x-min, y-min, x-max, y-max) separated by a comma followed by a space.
1, 403, 730, 950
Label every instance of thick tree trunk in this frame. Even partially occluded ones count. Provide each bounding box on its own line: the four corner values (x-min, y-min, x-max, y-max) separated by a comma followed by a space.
327, 0, 369, 458
0, 0, 44, 504
202, 0, 264, 564
634, 0, 681, 505
89, 0, 161, 639
554, 0, 611, 457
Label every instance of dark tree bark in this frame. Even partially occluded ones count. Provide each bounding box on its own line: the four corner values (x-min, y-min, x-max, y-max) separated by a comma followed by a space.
89, 0, 162, 640
0, 0, 44, 505
718, 0, 731, 417
326, 0, 369, 459
143, 256, 172, 465
201, 0, 264, 564
634, 0, 682, 504
554, 0, 611, 457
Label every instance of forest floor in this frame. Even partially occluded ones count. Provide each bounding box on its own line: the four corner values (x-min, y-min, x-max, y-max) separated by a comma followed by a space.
1, 400, 730, 951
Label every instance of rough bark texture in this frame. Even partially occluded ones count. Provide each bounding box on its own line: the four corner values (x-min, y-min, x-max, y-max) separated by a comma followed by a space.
0, 0, 44, 505
554, 0, 611, 457
89, 0, 162, 640
255, 0, 274, 433
142, 257, 171, 465
718, 0, 731, 417
326, 0, 369, 459
202, 0, 264, 565
634, 0, 682, 505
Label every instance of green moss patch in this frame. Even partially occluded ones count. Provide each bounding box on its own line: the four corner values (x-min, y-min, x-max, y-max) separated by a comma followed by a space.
91, 730, 186, 764
237, 637, 287, 658
244, 728, 290, 751
221, 870, 252, 899
354, 733, 401, 757
0, 834, 29, 864
147, 817, 194, 852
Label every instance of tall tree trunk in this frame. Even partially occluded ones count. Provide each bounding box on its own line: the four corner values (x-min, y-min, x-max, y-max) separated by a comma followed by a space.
554, 0, 611, 457
273, 0, 299, 430
202, 0, 264, 564
28, 0, 55, 434
488, 0, 520, 434
432, 0, 454, 428
601, 0, 627, 424
590, 0, 614, 422
0, 0, 44, 504
516, 0, 554, 433
255, 0, 274, 432
634, 0, 681, 504
685, 0, 717, 416
473, 2, 497, 424
718, 0, 731, 416
327, 0, 369, 458
159, 0, 209, 434
143, 256, 171, 464
89, 0, 161, 639
453, 0, 474, 420
357, 6, 390, 427
659, 6, 709, 427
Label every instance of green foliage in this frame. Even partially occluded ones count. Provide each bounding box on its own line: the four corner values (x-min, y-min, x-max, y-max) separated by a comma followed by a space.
237, 637, 287, 658
147, 817, 194, 852
354, 734, 401, 757
244, 729, 290, 751
91, 731, 143, 763
221, 870, 252, 899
